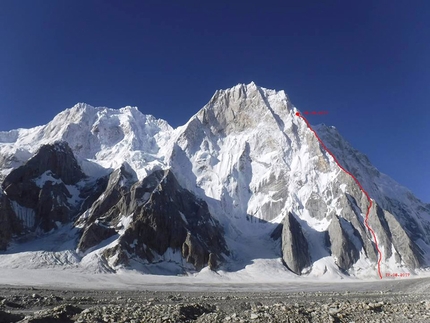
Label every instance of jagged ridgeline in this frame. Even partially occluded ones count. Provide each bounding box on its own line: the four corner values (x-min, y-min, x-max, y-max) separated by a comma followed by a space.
0, 83, 429, 277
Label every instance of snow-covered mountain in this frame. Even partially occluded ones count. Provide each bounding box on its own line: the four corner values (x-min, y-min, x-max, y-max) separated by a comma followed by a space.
1, 82, 429, 280
0, 104, 172, 182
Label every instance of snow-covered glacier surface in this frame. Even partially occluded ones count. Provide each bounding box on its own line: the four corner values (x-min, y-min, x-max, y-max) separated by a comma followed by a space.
1, 82, 429, 286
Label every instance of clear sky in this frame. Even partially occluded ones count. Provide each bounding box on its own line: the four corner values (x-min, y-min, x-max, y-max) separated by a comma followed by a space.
0, 1, 429, 202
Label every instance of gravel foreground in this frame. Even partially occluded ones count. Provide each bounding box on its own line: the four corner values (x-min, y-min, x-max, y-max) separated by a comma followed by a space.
1, 278, 429, 323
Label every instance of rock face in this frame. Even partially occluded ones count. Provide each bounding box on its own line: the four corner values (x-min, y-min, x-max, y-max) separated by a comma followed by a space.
0, 189, 21, 250
281, 212, 311, 275
1, 141, 85, 233
367, 204, 424, 270
77, 222, 117, 253
76, 167, 228, 271
75, 163, 137, 232
110, 169, 228, 270
2, 141, 85, 191
327, 215, 360, 271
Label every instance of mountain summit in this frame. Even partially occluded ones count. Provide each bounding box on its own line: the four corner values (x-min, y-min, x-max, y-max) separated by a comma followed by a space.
1, 83, 429, 279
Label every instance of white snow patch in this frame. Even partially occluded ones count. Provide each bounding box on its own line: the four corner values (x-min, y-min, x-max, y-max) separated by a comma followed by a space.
179, 211, 188, 224
34, 171, 62, 187
118, 214, 134, 234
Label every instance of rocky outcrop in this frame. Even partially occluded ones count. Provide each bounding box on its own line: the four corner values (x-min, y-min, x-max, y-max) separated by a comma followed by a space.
75, 163, 136, 252
2, 141, 85, 193
37, 181, 74, 231
78, 163, 136, 227
116, 169, 228, 270
75, 167, 228, 271
342, 193, 378, 263
368, 204, 424, 269
77, 222, 117, 253
383, 210, 424, 269
281, 212, 311, 275
77, 176, 109, 213
327, 215, 360, 271
1, 141, 85, 233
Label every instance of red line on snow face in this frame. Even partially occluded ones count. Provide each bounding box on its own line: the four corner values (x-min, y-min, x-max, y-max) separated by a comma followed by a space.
295, 112, 383, 279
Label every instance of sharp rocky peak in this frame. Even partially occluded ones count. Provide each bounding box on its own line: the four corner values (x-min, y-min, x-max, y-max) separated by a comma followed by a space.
192, 82, 294, 135
208, 82, 290, 108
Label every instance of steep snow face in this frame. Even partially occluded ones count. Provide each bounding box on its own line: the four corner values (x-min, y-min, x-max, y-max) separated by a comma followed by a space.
0, 103, 173, 180
169, 83, 353, 225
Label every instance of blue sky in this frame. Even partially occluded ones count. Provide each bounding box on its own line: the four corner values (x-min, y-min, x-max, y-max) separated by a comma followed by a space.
0, 1, 429, 201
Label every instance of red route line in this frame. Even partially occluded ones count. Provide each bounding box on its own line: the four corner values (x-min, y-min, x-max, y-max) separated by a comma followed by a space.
295, 112, 383, 279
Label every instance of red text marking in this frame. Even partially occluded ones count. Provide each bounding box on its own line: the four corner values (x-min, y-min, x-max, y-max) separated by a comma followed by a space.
303, 110, 329, 115
295, 111, 383, 279
385, 272, 410, 278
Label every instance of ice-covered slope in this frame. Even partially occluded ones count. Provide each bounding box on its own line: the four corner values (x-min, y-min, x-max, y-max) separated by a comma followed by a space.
1, 83, 429, 280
